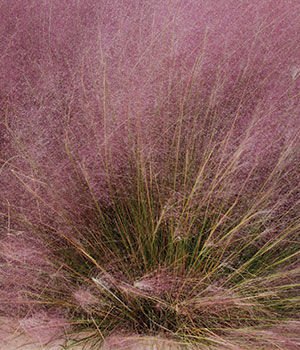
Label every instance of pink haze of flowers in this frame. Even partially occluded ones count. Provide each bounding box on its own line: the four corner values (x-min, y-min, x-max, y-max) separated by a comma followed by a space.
0, 0, 299, 344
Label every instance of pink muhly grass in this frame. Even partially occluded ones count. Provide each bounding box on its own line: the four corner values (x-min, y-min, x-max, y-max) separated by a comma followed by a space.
101, 333, 187, 350
72, 288, 99, 310
0, 0, 299, 349
101, 333, 141, 350
19, 311, 70, 345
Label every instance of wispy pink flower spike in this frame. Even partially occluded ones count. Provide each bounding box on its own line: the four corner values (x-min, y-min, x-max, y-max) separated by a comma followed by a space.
19, 311, 70, 345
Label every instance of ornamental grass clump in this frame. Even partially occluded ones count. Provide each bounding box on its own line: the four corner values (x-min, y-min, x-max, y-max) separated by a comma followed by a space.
0, 0, 299, 349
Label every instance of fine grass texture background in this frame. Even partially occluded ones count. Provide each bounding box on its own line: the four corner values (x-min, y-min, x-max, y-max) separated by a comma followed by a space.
0, 0, 299, 349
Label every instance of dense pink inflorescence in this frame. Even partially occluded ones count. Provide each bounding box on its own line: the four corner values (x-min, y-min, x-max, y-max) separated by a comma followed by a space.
19, 311, 70, 344
0, 0, 299, 213
0, 0, 299, 344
